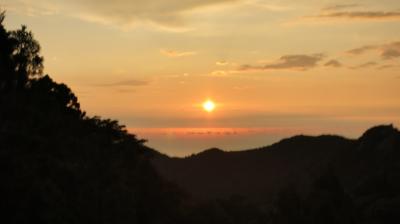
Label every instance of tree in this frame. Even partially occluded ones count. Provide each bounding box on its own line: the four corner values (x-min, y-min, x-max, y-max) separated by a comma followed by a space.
0, 11, 43, 91
0, 11, 16, 91
10, 25, 44, 88
30, 75, 82, 115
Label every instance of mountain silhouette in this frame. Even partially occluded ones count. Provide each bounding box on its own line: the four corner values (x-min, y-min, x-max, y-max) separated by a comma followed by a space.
152, 125, 400, 202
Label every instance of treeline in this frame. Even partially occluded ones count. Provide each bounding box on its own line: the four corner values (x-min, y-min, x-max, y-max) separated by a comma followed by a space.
0, 12, 183, 224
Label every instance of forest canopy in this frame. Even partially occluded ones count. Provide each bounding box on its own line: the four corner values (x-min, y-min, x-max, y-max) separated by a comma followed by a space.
0, 12, 184, 224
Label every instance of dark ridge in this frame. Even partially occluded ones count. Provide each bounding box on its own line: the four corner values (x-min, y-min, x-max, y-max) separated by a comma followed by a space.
357, 124, 400, 151
260, 134, 352, 151
152, 126, 400, 204
359, 124, 398, 141
191, 147, 224, 157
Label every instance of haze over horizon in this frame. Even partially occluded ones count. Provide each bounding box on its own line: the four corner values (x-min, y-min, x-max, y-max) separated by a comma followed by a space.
2, 0, 400, 156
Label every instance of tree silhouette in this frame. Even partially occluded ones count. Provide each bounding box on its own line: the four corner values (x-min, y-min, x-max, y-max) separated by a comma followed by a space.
30, 75, 82, 115
10, 25, 44, 88
0, 11, 16, 92
0, 12, 183, 224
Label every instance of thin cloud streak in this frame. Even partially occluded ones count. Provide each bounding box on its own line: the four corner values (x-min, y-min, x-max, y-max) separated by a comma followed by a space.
216, 60, 229, 66
160, 49, 197, 58
322, 4, 361, 11
96, 80, 150, 87
347, 41, 400, 60
349, 61, 378, 70
324, 59, 343, 68
4, 0, 239, 29
314, 11, 400, 20
377, 64, 398, 70
238, 54, 324, 72
347, 45, 379, 55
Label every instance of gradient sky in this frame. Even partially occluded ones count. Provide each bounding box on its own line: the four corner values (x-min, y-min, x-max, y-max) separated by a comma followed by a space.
2, 0, 400, 156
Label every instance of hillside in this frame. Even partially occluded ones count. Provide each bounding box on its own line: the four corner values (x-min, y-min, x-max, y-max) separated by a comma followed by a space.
152, 125, 400, 203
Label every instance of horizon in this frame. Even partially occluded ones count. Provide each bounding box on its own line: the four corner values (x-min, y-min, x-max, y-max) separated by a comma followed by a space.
131, 124, 397, 157
2, 0, 400, 156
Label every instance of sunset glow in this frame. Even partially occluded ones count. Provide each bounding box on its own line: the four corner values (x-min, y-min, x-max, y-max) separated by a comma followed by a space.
2, 0, 400, 156
203, 100, 215, 112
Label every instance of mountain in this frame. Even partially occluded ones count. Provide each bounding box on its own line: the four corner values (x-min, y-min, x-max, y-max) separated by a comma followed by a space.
152, 125, 400, 203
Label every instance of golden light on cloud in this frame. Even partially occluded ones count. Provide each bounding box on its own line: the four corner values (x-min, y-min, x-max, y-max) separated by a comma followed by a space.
202, 100, 216, 112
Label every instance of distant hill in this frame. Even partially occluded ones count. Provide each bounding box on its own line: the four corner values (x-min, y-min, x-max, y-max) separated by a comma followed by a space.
152, 125, 400, 203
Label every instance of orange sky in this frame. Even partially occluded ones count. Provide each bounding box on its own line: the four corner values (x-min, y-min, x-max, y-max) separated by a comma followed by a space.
2, 0, 400, 156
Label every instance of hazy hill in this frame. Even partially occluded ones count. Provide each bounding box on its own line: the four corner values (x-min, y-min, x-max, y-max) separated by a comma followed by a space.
152, 125, 400, 202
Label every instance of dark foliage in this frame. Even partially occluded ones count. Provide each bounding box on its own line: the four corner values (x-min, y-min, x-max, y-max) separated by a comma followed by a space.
0, 13, 183, 224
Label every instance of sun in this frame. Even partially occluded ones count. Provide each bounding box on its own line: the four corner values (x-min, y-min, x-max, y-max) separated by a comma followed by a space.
202, 100, 216, 112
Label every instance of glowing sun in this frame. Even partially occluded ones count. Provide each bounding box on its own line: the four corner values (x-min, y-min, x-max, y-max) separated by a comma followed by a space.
202, 100, 216, 112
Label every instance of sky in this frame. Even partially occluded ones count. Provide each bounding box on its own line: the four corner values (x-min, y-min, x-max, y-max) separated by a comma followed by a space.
2, 0, 400, 156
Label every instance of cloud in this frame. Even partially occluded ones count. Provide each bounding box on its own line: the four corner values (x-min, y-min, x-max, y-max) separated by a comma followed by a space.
246, 1, 292, 12
3, 0, 60, 16
347, 45, 378, 55
5, 0, 238, 29
381, 46, 400, 59
209, 70, 230, 76
322, 4, 361, 11
349, 61, 378, 69
291, 7, 400, 26
239, 54, 324, 72
97, 80, 149, 87
347, 41, 400, 60
311, 11, 400, 21
377, 64, 399, 70
324, 59, 343, 68
216, 60, 229, 66
160, 49, 197, 57
300, 4, 400, 24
